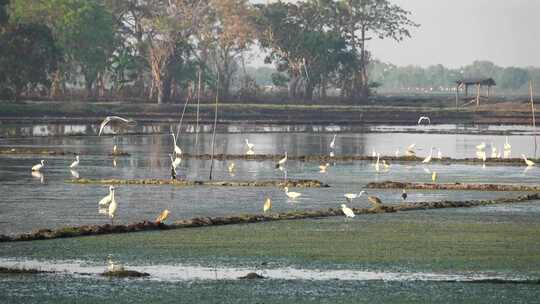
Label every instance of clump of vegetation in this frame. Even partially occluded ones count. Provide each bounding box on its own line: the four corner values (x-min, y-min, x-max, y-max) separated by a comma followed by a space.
0, 266, 54, 274
101, 269, 150, 278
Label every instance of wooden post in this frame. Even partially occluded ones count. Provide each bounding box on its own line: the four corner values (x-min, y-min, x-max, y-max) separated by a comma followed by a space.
195, 69, 201, 148
455, 85, 459, 109
476, 83, 480, 106
487, 85, 490, 102
465, 84, 468, 96
530, 80, 537, 157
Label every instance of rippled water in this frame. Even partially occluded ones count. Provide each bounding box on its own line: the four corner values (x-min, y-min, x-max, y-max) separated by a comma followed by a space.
0, 123, 539, 303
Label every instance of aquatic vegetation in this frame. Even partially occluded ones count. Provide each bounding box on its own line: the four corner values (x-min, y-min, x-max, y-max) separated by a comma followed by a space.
368, 181, 540, 192
66, 178, 329, 188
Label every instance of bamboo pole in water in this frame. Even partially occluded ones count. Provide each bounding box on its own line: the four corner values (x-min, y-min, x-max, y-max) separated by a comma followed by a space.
530, 80, 537, 157
195, 69, 202, 149
209, 65, 220, 180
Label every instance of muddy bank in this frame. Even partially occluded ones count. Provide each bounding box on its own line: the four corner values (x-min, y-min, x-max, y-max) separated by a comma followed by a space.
66, 178, 329, 188
0, 147, 130, 157
367, 181, 540, 192
1, 193, 538, 243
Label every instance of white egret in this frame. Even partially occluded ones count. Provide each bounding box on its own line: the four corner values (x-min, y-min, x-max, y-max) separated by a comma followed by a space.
276, 152, 287, 168
341, 204, 355, 218
245, 139, 255, 150
329, 151, 335, 158
155, 209, 170, 224
69, 155, 80, 169
284, 187, 301, 200
329, 134, 337, 149
504, 136, 511, 151
382, 159, 390, 170
422, 147, 434, 164
522, 154, 535, 167
98, 186, 115, 207
401, 189, 407, 201
98, 116, 136, 136
432, 171, 438, 182
170, 132, 182, 156
372, 149, 377, 157
319, 163, 330, 173
246, 148, 255, 155
395, 149, 400, 157
344, 191, 366, 203
108, 192, 118, 225
31, 171, 44, 184
491, 143, 497, 158
417, 116, 431, 125
375, 153, 380, 172
112, 145, 118, 155
107, 256, 125, 272
31, 160, 45, 172
405, 144, 416, 156
70, 170, 80, 179
263, 197, 272, 212
476, 142, 486, 151
437, 148, 442, 160
228, 162, 236, 173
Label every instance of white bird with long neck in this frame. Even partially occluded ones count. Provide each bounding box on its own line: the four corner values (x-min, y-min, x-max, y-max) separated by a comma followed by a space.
245, 139, 255, 150
319, 163, 330, 173
108, 189, 118, 225
522, 154, 535, 167
31, 160, 45, 172
170, 132, 182, 156
341, 204, 355, 218
395, 149, 400, 157
422, 147, 434, 164
491, 144, 497, 158
276, 152, 287, 168
98, 116, 135, 136
504, 136, 511, 151
69, 155, 80, 169
344, 191, 366, 203
375, 153, 380, 172
98, 186, 115, 207
169, 154, 181, 169
476, 142, 486, 151
372, 148, 377, 158
329, 134, 337, 149
437, 148, 442, 160
284, 187, 301, 200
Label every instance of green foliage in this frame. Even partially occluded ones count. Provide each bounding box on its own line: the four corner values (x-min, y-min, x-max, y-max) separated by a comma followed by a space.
271, 72, 289, 88
0, 22, 60, 99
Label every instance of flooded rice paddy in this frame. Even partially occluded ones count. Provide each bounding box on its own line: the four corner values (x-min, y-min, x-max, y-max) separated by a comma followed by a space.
1, 123, 540, 302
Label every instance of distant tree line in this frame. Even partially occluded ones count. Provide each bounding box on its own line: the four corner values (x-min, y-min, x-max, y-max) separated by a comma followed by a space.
0, 0, 420, 103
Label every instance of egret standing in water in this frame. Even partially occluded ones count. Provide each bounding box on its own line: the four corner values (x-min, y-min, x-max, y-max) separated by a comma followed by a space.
422, 147, 434, 164
107, 192, 118, 225
284, 187, 301, 200
437, 148, 442, 160
276, 152, 287, 169
69, 155, 80, 169
170, 132, 182, 156
319, 163, 330, 173
263, 197, 272, 212
31, 160, 45, 172
522, 154, 535, 167
341, 204, 355, 218
329, 134, 337, 149
431, 171, 438, 182
98, 186, 115, 208
374, 153, 380, 172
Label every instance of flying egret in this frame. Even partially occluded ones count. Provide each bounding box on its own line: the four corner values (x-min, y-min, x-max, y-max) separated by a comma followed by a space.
170, 132, 182, 156
375, 153, 380, 172
155, 209, 170, 224
422, 147, 434, 164
522, 154, 535, 167
367, 195, 383, 210
98, 116, 136, 136
329, 134, 337, 149
276, 152, 287, 168
431, 171, 438, 182
504, 136, 511, 151
344, 191, 366, 203
69, 155, 80, 169
31, 160, 45, 172
284, 187, 301, 200
263, 197, 272, 212
319, 163, 330, 173
245, 139, 255, 150
417, 116, 431, 125
341, 204, 355, 218
401, 189, 407, 201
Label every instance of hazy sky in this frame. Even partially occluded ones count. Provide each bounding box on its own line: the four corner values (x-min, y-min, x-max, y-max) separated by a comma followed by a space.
251, 0, 540, 68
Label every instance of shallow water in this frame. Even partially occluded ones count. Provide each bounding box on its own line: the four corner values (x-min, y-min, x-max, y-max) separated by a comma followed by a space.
1, 123, 539, 302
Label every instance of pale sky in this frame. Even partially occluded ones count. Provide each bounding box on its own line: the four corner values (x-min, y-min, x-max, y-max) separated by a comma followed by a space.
250, 0, 540, 68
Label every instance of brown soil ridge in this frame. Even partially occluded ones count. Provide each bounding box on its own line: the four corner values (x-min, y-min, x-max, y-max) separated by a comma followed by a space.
1, 193, 538, 243
367, 181, 540, 191
66, 178, 329, 188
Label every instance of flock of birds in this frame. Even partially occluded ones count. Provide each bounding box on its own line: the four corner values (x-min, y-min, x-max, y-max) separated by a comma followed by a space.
27, 114, 534, 223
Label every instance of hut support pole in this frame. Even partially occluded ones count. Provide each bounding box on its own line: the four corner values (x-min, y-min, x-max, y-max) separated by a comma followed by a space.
455, 85, 459, 109
487, 85, 490, 102
531, 80, 537, 157
209, 64, 220, 180
476, 84, 480, 106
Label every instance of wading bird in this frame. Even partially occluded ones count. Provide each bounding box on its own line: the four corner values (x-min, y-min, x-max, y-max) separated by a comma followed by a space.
372, 149, 377, 157
31, 171, 44, 184
246, 148, 255, 155
522, 154, 535, 167
70, 170, 79, 179
341, 204, 355, 218
432, 171, 438, 182
382, 159, 390, 170
417, 116, 431, 125
422, 147, 434, 164
98, 186, 115, 208
155, 209, 170, 224
344, 191, 366, 203
319, 163, 330, 173
276, 152, 287, 169
31, 160, 45, 172
476, 142, 486, 151
98, 116, 136, 136
401, 189, 407, 201
170, 132, 182, 156
284, 187, 301, 200
491, 143, 497, 158
367, 195, 383, 210
437, 148, 442, 160
375, 153, 381, 172
395, 149, 400, 157
405, 143, 416, 156
69, 155, 80, 169
329, 134, 337, 149
228, 162, 236, 173
245, 139, 255, 151
107, 255, 125, 272
504, 136, 511, 151
263, 197, 272, 212
107, 192, 118, 225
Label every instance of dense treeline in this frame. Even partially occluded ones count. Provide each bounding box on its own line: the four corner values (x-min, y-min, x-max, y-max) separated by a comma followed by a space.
0, 0, 420, 103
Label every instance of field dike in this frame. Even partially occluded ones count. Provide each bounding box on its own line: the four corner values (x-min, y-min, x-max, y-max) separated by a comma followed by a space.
367, 181, 540, 191
66, 178, 328, 188
1, 193, 538, 243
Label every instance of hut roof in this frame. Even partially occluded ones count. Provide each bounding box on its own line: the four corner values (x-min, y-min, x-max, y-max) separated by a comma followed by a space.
456, 78, 496, 86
